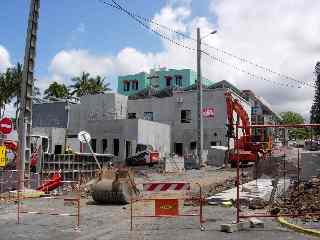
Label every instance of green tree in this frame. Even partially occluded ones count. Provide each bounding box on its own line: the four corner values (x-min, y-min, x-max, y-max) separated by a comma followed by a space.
69, 72, 111, 97
310, 62, 320, 134
0, 63, 40, 117
0, 73, 13, 117
44, 82, 69, 99
89, 75, 111, 94
279, 111, 308, 139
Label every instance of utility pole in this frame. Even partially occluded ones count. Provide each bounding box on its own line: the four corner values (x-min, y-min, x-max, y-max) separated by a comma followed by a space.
17, 0, 40, 190
197, 27, 203, 167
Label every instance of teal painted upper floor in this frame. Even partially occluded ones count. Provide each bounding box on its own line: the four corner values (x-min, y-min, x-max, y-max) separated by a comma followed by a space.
117, 68, 215, 96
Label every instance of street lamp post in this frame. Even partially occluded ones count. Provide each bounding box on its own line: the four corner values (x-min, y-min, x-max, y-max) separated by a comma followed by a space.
197, 28, 217, 167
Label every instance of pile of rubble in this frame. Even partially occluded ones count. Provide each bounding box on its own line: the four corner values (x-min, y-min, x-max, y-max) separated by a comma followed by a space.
271, 177, 320, 219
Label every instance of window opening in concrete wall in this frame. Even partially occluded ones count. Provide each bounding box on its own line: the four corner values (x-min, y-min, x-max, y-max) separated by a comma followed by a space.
174, 143, 183, 156
113, 138, 119, 156
123, 81, 130, 92
91, 139, 97, 153
144, 112, 154, 121
128, 113, 136, 119
190, 141, 196, 150
126, 141, 132, 158
132, 81, 139, 90
41, 137, 49, 153
175, 75, 182, 86
210, 141, 217, 146
136, 144, 148, 152
54, 145, 63, 154
165, 76, 172, 87
214, 132, 218, 137
181, 110, 191, 123
102, 139, 108, 153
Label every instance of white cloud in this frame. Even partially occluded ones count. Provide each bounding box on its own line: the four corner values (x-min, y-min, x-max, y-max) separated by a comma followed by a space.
206, 0, 320, 119
153, 4, 191, 34
46, 1, 320, 119
0, 45, 11, 72
49, 49, 114, 77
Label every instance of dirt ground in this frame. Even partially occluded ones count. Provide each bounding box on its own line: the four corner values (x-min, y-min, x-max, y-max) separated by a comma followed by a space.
0, 166, 317, 240
0, 198, 316, 240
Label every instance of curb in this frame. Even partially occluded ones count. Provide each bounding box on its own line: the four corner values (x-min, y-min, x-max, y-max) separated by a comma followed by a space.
277, 216, 320, 238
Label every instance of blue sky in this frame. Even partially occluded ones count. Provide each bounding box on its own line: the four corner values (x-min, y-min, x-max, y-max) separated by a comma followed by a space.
0, 0, 319, 118
0, 0, 212, 87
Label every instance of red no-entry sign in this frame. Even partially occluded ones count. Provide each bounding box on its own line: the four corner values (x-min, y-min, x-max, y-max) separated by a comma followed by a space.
0, 117, 13, 135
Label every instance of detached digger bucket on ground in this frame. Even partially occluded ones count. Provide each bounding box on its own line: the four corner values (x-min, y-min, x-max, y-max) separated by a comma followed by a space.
90, 168, 139, 205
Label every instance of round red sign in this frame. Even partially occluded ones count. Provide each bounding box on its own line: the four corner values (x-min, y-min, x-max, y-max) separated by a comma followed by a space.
0, 117, 13, 135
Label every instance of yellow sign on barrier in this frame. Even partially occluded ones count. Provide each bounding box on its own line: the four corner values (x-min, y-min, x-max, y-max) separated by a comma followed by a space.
0, 146, 6, 167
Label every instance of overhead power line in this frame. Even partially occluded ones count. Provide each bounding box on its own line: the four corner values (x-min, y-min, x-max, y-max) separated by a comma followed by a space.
99, 0, 314, 89
201, 50, 301, 88
100, 0, 196, 51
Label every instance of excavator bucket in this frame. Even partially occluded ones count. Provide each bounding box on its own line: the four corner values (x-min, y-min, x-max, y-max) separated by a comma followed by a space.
90, 167, 139, 204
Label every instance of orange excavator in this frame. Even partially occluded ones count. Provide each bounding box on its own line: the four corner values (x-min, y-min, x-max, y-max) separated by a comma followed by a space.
225, 92, 265, 167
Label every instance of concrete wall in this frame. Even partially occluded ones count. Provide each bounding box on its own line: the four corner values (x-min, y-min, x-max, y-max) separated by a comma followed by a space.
32, 127, 66, 153
67, 118, 170, 162
301, 151, 320, 180
69, 92, 128, 132
138, 119, 171, 155
33, 102, 69, 128
127, 88, 251, 155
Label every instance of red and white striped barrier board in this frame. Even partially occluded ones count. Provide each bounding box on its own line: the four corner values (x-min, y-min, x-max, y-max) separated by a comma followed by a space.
143, 182, 191, 192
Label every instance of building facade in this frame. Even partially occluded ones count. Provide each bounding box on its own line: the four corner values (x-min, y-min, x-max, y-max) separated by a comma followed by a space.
127, 87, 251, 156
242, 90, 281, 141
118, 68, 214, 96
67, 93, 171, 162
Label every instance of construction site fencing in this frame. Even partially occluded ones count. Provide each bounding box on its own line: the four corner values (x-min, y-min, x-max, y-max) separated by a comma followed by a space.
17, 190, 80, 229
130, 182, 205, 231
0, 170, 39, 194
234, 123, 320, 223
0, 169, 81, 229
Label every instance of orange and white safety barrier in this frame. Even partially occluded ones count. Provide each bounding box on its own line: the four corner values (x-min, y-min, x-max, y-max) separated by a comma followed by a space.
143, 182, 191, 192
131, 182, 205, 231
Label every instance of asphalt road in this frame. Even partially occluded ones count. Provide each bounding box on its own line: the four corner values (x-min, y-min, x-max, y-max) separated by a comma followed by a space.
0, 198, 317, 240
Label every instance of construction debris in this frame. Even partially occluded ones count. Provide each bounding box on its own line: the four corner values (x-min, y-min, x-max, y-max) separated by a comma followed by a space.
249, 217, 264, 228
271, 177, 320, 219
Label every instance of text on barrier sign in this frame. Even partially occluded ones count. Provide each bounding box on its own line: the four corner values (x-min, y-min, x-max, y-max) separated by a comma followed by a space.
0, 146, 6, 167
155, 199, 179, 216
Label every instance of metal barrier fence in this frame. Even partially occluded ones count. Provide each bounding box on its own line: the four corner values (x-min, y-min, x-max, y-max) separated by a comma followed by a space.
0, 170, 39, 194
0, 170, 81, 229
234, 123, 320, 223
17, 193, 80, 229
130, 182, 205, 231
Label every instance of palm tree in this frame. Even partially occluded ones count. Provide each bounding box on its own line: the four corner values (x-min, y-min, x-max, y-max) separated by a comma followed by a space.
69, 72, 91, 97
0, 63, 40, 117
69, 72, 111, 97
44, 82, 69, 99
88, 75, 111, 94
0, 73, 13, 117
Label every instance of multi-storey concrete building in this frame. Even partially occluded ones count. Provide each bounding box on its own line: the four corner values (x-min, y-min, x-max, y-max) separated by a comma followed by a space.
117, 68, 214, 96
31, 80, 253, 164
127, 82, 251, 156
241, 90, 281, 141
67, 93, 171, 162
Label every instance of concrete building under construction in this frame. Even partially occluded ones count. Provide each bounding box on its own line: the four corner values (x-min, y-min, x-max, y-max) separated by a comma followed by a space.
32, 71, 280, 167
32, 80, 250, 162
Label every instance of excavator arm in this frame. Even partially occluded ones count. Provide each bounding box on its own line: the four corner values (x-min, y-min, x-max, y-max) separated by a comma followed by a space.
225, 91, 264, 165
225, 91, 251, 137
